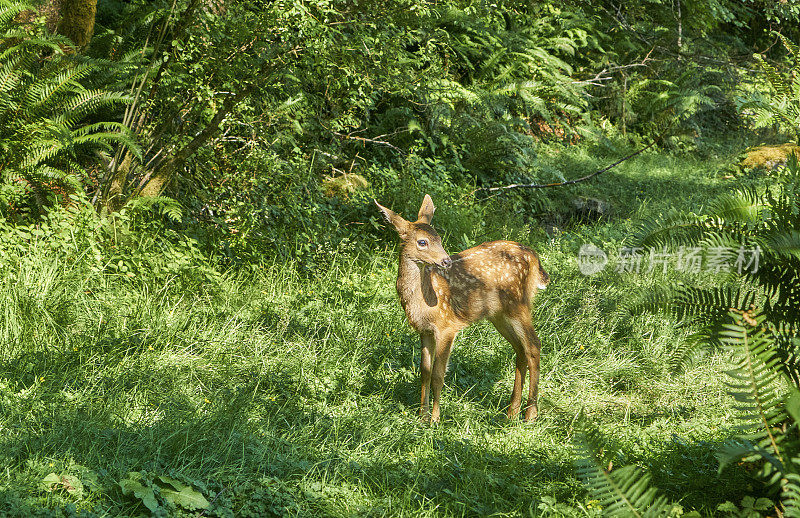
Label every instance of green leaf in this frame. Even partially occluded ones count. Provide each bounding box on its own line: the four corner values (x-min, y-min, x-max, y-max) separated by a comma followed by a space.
71, 464, 100, 491
40, 473, 84, 497
120, 472, 159, 513
753, 498, 773, 511
62, 475, 84, 497
574, 410, 673, 517
40, 472, 61, 491
785, 388, 800, 425
156, 476, 210, 510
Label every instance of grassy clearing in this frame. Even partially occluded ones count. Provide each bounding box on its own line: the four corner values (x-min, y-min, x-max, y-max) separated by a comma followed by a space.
0, 146, 764, 516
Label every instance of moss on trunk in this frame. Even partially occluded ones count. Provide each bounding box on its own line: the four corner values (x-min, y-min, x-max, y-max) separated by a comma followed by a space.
56, 0, 97, 48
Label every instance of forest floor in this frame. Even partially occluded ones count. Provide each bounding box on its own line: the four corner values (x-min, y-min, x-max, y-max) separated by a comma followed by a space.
0, 143, 769, 516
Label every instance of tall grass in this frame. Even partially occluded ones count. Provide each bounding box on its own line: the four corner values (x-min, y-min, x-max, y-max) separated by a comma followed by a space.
0, 146, 764, 515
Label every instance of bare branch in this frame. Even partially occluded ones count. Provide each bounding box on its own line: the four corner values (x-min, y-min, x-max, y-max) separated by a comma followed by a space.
332, 129, 407, 154
476, 123, 674, 195
570, 49, 655, 86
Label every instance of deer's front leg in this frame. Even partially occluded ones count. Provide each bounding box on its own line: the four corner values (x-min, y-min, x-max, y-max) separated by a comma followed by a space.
419, 333, 435, 420
430, 331, 455, 423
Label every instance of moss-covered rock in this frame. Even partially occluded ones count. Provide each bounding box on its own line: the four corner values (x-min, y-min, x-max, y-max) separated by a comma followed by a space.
740, 143, 800, 171
322, 173, 370, 198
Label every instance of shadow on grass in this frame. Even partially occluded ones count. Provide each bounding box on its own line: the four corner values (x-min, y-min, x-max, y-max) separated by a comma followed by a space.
0, 371, 761, 517
0, 319, 763, 516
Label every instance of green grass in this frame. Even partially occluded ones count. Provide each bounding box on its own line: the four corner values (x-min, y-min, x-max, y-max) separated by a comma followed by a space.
0, 146, 768, 516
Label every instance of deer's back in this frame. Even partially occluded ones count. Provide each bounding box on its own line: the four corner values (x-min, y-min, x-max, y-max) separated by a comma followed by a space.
442, 240, 547, 322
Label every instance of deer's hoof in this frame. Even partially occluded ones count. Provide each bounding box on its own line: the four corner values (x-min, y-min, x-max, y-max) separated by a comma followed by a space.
523, 409, 539, 423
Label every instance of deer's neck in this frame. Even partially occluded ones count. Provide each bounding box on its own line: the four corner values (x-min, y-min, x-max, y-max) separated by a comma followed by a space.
396, 252, 440, 331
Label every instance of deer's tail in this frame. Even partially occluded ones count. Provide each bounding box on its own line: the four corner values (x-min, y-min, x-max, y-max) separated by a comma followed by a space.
522, 248, 550, 299
537, 263, 550, 290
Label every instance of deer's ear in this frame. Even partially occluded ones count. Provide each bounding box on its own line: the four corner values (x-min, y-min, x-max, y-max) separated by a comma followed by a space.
417, 194, 435, 224
374, 199, 410, 237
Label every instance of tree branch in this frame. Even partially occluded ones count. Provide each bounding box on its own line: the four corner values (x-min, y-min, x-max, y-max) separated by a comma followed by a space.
331, 129, 407, 154
136, 84, 255, 197
476, 123, 674, 194
570, 48, 655, 86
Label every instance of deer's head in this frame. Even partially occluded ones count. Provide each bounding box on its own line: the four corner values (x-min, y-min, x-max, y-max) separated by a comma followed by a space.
374, 195, 451, 268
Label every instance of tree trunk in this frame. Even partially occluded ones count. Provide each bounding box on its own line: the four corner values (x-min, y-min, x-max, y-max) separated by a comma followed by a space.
56, 0, 97, 48
137, 86, 255, 198
103, 152, 133, 211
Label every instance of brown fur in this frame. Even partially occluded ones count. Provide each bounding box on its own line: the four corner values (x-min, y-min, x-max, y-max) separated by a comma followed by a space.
375, 195, 550, 422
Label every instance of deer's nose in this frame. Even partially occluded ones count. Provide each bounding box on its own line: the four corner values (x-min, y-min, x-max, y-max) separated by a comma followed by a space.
441, 257, 452, 268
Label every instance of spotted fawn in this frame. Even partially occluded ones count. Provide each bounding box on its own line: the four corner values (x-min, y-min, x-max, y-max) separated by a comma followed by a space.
375, 195, 549, 422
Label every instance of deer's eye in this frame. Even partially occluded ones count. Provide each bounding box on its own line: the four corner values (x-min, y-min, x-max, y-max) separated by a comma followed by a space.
417, 239, 428, 247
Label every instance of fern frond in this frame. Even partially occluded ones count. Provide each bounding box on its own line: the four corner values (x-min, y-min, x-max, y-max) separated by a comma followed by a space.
777, 33, 799, 59
122, 195, 183, 222
574, 411, 673, 517
766, 230, 800, 260
665, 331, 707, 373
58, 90, 132, 126
0, 1, 28, 27
782, 472, 800, 518
708, 187, 766, 224
628, 285, 756, 328
721, 311, 794, 466
631, 210, 707, 249
26, 62, 93, 117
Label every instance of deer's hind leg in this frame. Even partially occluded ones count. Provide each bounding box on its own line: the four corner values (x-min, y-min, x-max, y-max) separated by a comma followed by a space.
522, 321, 541, 421
491, 307, 540, 421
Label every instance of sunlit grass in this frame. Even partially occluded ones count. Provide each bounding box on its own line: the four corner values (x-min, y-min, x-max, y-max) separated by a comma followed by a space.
0, 148, 764, 516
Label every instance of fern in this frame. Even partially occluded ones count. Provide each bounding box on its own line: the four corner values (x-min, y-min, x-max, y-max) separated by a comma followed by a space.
665, 331, 707, 373
739, 33, 800, 141
628, 285, 757, 336
574, 411, 675, 517
717, 310, 800, 516
0, 0, 138, 217
574, 312, 800, 516
633, 156, 800, 333
630, 50, 800, 512
121, 195, 183, 222
408, 5, 591, 188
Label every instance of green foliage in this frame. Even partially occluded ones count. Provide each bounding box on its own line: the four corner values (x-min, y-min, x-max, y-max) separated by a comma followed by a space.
740, 34, 800, 142
0, 147, 760, 515
717, 496, 776, 518
624, 69, 720, 140
627, 63, 800, 514
631, 156, 800, 364
0, 0, 137, 217
570, 308, 799, 517
628, 162, 800, 518
5, 0, 800, 515
119, 472, 209, 513
715, 309, 800, 517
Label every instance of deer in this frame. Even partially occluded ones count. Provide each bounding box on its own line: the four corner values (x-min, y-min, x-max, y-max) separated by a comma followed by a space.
374, 194, 550, 423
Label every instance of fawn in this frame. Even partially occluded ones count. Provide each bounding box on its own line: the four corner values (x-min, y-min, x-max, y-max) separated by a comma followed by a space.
375, 194, 550, 422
